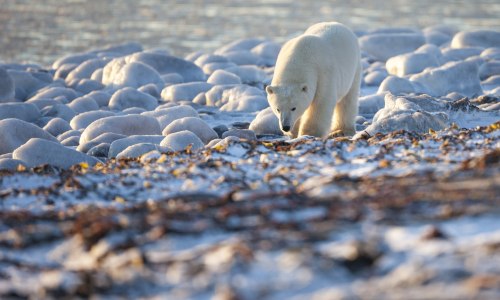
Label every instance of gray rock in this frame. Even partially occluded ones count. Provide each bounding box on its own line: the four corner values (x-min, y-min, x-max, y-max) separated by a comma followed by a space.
143, 105, 199, 129
225, 65, 267, 85
102, 60, 164, 88
52, 53, 98, 70
28, 87, 78, 102
160, 130, 204, 152
122, 107, 147, 114
13, 138, 98, 168
359, 33, 426, 62
0, 118, 57, 155
358, 94, 386, 115
251, 41, 281, 66
215, 38, 265, 55
80, 114, 161, 144
0, 68, 15, 102
0, 103, 40, 122
386, 52, 440, 77
109, 87, 158, 111
87, 91, 111, 107
43, 117, 72, 137
70, 78, 105, 94
91, 42, 143, 56
87, 143, 110, 158
441, 47, 483, 63
25, 98, 61, 110
162, 117, 218, 144
194, 54, 229, 67
223, 50, 262, 66
65, 58, 109, 81
202, 62, 238, 74
7, 70, 48, 101
108, 135, 164, 158
222, 129, 257, 140
213, 124, 229, 138
410, 60, 483, 97
70, 110, 115, 130
138, 83, 161, 98
364, 70, 388, 86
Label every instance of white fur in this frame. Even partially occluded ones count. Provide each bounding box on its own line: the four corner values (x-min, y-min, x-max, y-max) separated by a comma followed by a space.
266, 22, 361, 138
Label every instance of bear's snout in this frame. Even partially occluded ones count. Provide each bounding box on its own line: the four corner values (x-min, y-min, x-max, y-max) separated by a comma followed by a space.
282, 125, 291, 132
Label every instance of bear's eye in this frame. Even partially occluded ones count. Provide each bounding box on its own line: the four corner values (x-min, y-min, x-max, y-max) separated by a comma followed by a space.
291, 107, 296, 111
302, 86, 308, 92
277, 108, 280, 113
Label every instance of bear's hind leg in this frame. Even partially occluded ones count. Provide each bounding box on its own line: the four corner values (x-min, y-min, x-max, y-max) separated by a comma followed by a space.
331, 64, 361, 136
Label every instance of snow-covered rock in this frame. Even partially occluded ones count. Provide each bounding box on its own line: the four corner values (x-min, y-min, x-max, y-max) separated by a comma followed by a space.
143, 105, 199, 130
70, 111, 115, 130
358, 94, 386, 115
225, 65, 267, 85
108, 135, 164, 158
7, 70, 51, 101
67, 96, 99, 114
13, 138, 98, 168
377, 76, 415, 95
162, 117, 218, 144
410, 60, 483, 97
441, 47, 483, 63
57, 130, 81, 142
220, 95, 268, 112
0, 158, 27, 171
28, 87, 78, 103
109, 87, 158, 111
359, 33, 426, 62
77, 132, 126, 153
194, 54, 229, 67
202, 62, 238, 75
25, 99, 61, 110
451, 30, 500, 49
223, 50, 262, 66
0, 118, 57, 155
360, 93, 448, 137
207, 69, 242, 85
60, 135, 80, 147
40, 104, 76, 122
479, 61, 500, 80
102, 60, 164, 88
0, 68, 15, 102
215, 38, 265, 55
205, 84, 265, 109
251, 41, 281, 66
160, 130, 204, 151
222, 129, 257, 140
161, 82, 213, 102
52, 53, 98, 70
43, 118, 72, 137
80, 114, 161, 144
116, 143, 172, 159
65, 58, 109, 82
386, 52, 440, 77
364, 70, 388, 86
249, 107, 282, 136
0, 103, 40, 122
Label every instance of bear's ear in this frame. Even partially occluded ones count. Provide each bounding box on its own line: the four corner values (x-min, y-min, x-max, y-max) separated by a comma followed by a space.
266, 85, 274, 95
302, 85, 308, 93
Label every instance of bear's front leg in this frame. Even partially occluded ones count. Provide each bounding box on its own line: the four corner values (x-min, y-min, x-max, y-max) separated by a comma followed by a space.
298, 99, 335, 138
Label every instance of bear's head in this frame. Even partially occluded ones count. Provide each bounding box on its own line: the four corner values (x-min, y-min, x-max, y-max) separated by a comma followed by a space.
265, 84, 312, 133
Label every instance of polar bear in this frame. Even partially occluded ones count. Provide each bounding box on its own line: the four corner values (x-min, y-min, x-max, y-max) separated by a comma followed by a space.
266, 22, 361, 138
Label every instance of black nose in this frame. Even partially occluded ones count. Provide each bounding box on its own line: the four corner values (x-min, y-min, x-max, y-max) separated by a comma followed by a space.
282, 125, 291, 132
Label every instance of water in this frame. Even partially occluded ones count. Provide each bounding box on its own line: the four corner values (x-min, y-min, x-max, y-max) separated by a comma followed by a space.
1, 0, 499, 66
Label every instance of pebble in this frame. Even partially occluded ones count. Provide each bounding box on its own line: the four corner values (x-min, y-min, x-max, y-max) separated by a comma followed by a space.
109, 87, 158, 111
138, 83, 161, 98
108, 135, 164, 158
160, 130, 204, 152
0, 68, 15, 102
57, 129, 81, 142
0, 118, 57, 155
0, 103, 40, 122
161, 82, 213, 102
77, 132, 126, 153
60, 135, 80, 147
359, 33, 426, 62
13, 138, 98, 168
222, 129, 257, 140
80, 114, 161, 144
162, 117, 218, 144
70, 110, 115, 130
410, 60, 483, 97
43, 118, 72, 137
